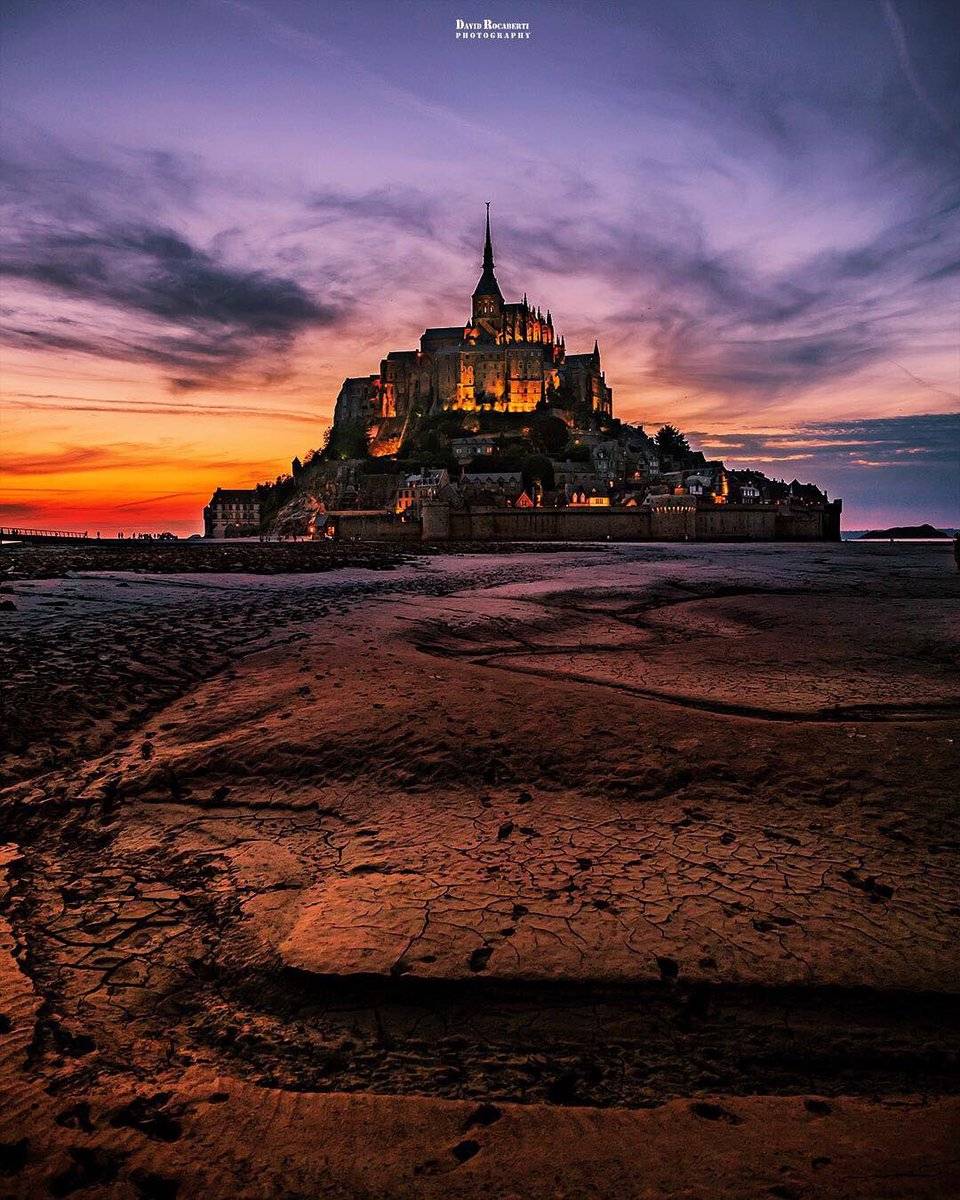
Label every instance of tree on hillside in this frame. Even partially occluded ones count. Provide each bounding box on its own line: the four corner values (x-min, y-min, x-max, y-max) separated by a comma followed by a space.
530, 411, 570, 455
521, 453, 555, 494
655, 424, 690, 462
566, 441, 592, 463
323, 421, 370, 461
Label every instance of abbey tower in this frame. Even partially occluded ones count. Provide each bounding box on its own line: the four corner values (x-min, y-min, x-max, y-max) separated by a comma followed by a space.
332, 206, 613, 454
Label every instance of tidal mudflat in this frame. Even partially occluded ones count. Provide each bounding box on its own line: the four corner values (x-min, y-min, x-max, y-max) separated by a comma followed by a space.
1, 542, 958, 1198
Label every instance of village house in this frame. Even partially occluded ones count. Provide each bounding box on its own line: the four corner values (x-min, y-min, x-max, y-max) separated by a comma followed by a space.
395, 469, 449, 514
203, 488, 261, 538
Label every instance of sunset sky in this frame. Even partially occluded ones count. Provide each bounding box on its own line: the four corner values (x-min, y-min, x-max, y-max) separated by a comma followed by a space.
2, 0, 958, 533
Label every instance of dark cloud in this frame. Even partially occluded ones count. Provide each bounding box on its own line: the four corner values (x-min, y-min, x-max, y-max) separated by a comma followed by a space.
113, 491, 205, 511
0, 142, 348, 388
0, 501, 40, 519
2, 225, 333, 330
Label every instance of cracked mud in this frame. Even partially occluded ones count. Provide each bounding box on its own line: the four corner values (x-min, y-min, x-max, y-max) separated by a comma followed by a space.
1, 542, 958, 1198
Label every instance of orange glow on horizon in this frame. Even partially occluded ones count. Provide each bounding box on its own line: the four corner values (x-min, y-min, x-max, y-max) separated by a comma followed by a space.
2, 315, 954, 533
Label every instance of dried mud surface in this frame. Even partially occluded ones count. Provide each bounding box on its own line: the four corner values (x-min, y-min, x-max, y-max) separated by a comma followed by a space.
1, 542, 958, 1198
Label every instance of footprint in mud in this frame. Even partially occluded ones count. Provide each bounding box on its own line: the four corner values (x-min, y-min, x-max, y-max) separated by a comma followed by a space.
469, 946, 493, 972
840, 869, 894, 900
49, 1147, 123, 1196
109, 1095, 182, 1142
130, 1168, 181, 1200
464, 1103, 502, 1130
690, 1102, 743, 1125
753, 917, 796, 933
0, 1137, 29, 1176
55, 1103, 94, 1133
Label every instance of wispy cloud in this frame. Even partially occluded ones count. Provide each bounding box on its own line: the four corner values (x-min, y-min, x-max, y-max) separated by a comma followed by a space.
1, 440, 283, 478
307, 187, 440, 238
1, 445, 146, 476
500, 186, 960, 409
2, 0, 957, 530
883, 0, 960, 154
6, 392, 320, 424
688, 413, 960, 468
113, 491, 205, 510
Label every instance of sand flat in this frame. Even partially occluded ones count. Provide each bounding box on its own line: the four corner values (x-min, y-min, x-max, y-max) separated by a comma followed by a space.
1, 542, 958, 1195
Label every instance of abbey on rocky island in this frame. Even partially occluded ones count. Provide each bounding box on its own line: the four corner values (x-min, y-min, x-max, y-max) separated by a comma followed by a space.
332, 205, 613, 455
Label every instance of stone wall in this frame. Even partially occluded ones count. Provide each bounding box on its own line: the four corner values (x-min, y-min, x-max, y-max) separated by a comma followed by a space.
694, 506, 777, 540
417, 500, 841, 543
324, 512, 421, 542
776, 503, 842, 541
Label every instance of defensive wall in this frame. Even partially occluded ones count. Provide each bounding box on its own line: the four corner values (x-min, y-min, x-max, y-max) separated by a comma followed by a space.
326, 500, 841, 542
323, 510, 422, 542
418, 500, 841, 542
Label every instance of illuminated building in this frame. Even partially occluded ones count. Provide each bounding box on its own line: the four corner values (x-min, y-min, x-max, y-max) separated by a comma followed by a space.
332, 206, 613, 453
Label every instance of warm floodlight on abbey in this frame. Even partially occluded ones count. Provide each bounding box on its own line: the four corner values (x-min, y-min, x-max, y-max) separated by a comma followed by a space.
332, 205, 612, 456
204, 206, 841, 543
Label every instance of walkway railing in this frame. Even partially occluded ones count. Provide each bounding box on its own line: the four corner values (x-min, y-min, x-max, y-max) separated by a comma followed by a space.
1, 526, 89, 540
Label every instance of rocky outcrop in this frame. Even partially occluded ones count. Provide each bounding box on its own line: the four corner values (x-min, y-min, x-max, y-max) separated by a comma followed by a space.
271, 492, 325, 538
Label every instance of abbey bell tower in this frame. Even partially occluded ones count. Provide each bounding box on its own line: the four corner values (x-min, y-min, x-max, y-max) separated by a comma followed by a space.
471, 202, 503, 328
332, 203, 613, 442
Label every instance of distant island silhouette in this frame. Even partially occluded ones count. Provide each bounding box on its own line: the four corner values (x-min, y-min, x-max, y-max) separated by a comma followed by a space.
859, 523, 950, 540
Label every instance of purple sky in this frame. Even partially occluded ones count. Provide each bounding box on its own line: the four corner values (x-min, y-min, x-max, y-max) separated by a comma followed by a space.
2, 0, 958, 531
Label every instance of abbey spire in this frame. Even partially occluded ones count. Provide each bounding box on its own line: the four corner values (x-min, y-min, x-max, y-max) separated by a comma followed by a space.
472, 202, 503, 323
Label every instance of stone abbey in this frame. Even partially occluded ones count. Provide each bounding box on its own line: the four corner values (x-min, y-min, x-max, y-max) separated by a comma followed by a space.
333, 205, 613, 454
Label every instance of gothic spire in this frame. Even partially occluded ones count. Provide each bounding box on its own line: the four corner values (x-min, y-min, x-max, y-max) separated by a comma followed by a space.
472, 202, 503, 305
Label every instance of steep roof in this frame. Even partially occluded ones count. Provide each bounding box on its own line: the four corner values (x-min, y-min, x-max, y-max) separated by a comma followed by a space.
462, 471, 523, 484
210, 488, 259, 504
472, 203, 503, 299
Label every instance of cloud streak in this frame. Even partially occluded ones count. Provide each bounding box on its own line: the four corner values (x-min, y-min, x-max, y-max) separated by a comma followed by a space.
690, 413, 960, 466
1, 440, 283, 478
499, 185, 960, 410
6, 392, 320, 424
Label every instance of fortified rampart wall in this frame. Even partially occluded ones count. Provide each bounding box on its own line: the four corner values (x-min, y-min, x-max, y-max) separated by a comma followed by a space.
324, 511, 422, 542
417, 501, 841, 543
325, 501, 840, 543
